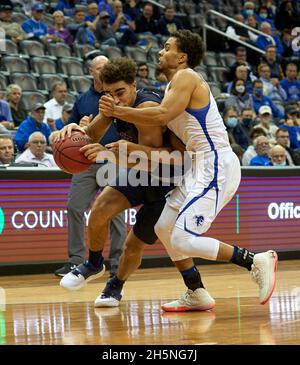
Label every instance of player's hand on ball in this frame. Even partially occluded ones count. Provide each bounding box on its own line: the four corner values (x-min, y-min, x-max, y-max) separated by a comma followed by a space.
99, 95, 116, 117
106, 139, 136, 155
54, 123, 86, 142
80, 143, 107, 162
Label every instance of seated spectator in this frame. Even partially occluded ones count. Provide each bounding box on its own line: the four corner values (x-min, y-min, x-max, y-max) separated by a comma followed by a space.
256, 5, 275, 29
123, 0, 141, 22
48, 10, 73, 46
0, 1, 27, 43
279, 105, 300, 149
154, 68, 168, 95
136, 62, 155, 91
256, 105, 278, 143
256, 22, 283, 55
67, 9, 96, 45
6, 84, 27, 128
251, 80, 284, 119
54, 103, 73, 130
43, 82, 68, 125
281, 29, 294, 58
280, 63, 300, 102
15, 132, 57, 167
0, 134, 14, 165
226, 13, 252, 50
246, 15, 259, 43
55, 0, 76, 17
274, 0, 300, 32
260, 45, 284, 80
226, 65, 254, 94
241, 1, 255, 20
110, 0, 136, 33
240, 107, 256, 136
223, 106, 251, 150
22, 3, 50, 43
242, 127, 267, 166
85, 2, 100, 22
285, 105, 300, 127
227, 47, 256, 82
249, 136, 272, 166
157, 5, 183, 36
225, 79, 254, 115
269, 145, 289, 166
0, 99, 14, 131
257, 63, 286, 103
94, 10, 118, 46
135, 3, 158, 34
15, 104, 51, 152
275, 127, 297, 165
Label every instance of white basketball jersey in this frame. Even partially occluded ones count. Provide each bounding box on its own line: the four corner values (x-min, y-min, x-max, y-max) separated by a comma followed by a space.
166, 79, 230, 153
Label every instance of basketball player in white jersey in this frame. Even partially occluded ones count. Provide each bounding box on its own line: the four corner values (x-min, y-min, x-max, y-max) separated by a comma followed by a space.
98, 30, 278, 306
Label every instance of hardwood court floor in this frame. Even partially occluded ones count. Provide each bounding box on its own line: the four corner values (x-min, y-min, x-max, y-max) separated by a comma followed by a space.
0, 260, 300, 345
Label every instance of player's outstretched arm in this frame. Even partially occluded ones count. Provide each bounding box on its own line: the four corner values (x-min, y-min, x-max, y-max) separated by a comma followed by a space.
85, 113, 113, 143
99, 71, 197, 127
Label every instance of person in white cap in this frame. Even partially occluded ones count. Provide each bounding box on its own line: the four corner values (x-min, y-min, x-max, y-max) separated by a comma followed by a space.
256, 105, 278, 144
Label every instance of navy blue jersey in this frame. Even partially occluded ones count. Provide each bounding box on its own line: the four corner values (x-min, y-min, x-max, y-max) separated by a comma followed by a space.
114, 89, 161, 143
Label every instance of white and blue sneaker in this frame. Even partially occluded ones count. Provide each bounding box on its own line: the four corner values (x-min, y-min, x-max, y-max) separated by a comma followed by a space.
60, 261, 105, 291
94, 278, 124, 307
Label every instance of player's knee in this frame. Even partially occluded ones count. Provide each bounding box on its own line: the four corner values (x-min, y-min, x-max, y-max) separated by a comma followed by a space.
170, 227, 189, 254
123, 239, 144, 259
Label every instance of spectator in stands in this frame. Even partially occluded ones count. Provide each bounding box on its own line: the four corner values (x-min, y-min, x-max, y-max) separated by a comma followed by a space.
241, 1, 255, 19
285, 104, 300, 126
85, 2, 100, 22
256, 105, 278, 143
225, 79, 254, 114
252, 79, 284, 119
0, 134, 14, 165
136, 62, 155, 91
246, 15, 259, 43
260, 45, 284, 79
227, 65, 254, 93
279, 105, 300, 149
0, 99, 14, 131
15, 132, 57, 167
67, 8, 96, 45
256, 5, 275, 29
240, 107, 256, 136
6, 84, 27, 128
231, 143, 245, 164
22, 3, 51, 43
274, 0, 300, 32
55, 0, 76, 17
94, 10, 118, 46
43, 82, 68, 126
157, 5, 183, 36
257, 63, 287, 103
0, 1, 27, 43
249, 135, 272, 166
275, 127, 297, 165
48, 10, 73, 46
281, 29, 294, 58
223, 106, 251, 150
54, 103, 73, 130
15, 103, 51, 152
98, 0, 114, 18
269, 145, 289, 166
228, 47, 256, 82
256, 22, 283, 55
123, 0, 141, 22
225, 13, 252, 49
280, 63, 300, 102
154, 68, 168, 95
135, 3, 158, 34
242, 126, 267, 165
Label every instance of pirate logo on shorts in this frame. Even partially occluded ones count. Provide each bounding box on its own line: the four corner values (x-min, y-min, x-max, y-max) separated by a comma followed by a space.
194, 215, 204, 227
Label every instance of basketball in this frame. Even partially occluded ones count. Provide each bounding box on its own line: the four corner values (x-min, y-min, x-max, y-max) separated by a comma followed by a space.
53, 131, 93, 174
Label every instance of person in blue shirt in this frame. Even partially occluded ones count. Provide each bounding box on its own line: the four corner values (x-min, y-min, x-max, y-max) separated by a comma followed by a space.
256, 22, 283, 55
15, 104, 51, 152
85, 2, 99, 22
157, 4, 183, 36
55, 0, 76, 17
280, 63, 300, 102
54, 103, 73, 130
251, 79, 284, 120
249, 135, 272, 166
54, 55, 126, 278
22, 3, 49, 41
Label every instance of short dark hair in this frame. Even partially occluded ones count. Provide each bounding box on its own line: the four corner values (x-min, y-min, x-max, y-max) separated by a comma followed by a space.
101, 57, 137, 84
171, 29, 204, 68
276, 127, 289, 137
250, 127, 267, 139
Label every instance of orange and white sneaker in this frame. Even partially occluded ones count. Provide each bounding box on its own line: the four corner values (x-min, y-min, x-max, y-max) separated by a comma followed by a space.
161, 288, 215, 312
251, 250, 278, 305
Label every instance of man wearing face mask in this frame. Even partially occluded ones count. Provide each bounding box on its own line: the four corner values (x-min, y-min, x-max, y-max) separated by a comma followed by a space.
240, 107, 256, 134
251, 80, 284, 120
242, 1, 256, 20
270, 145, 289, 166
223, 107, 251, 150
249, 135, 272, 166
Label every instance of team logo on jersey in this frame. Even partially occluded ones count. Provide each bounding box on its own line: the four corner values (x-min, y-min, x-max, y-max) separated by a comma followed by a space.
194, 215, 204, 227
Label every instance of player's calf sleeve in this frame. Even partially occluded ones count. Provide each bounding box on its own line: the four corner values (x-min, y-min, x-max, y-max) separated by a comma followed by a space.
180, 266, 204, 291
171, 226, 220, 261
230, 246, 254, 271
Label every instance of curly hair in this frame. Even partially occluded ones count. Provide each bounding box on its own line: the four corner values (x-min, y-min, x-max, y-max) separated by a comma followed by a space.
100, 57, 137, 84
171, 30, 204, 68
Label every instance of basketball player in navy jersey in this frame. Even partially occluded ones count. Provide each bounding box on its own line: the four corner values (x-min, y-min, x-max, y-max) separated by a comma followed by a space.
57, 58, 215, 311
99, 30, 278, 306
